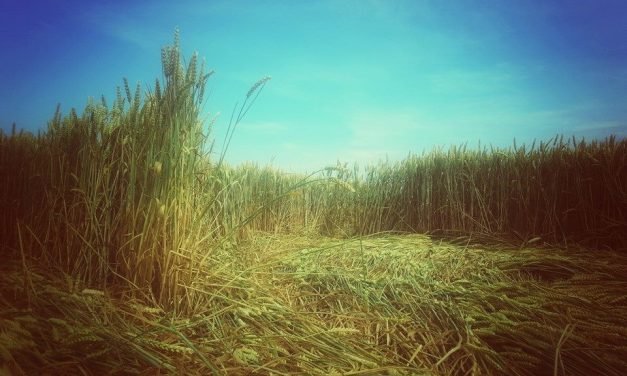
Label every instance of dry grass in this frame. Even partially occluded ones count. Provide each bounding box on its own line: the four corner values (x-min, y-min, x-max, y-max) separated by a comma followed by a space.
1, 30, 627, 374
211, 138, 627, 251
2, 234, 626, 375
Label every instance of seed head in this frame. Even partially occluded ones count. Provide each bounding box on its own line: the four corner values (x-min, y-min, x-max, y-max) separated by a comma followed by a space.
152, 161, 162, 175
246, 76, 271, 98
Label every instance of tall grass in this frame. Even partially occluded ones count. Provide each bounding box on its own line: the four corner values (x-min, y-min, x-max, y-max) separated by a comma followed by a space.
349, 136, 627, 249
200, 137, 626, 250
0, 30, 270, 313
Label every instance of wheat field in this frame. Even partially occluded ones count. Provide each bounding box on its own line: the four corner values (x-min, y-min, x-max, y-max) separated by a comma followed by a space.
1, 31, 626, 375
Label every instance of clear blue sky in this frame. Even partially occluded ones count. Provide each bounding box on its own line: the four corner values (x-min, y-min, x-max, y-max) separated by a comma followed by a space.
1, 0, 626, 172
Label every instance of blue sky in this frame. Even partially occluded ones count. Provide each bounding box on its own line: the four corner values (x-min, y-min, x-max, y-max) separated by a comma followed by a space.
1, 0, 626, 172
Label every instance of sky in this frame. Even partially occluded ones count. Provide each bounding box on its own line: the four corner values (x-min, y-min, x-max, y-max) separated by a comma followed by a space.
1, 0, 626, 173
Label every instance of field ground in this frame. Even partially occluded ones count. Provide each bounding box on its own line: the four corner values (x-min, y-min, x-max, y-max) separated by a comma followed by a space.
2, 233, 626, 375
